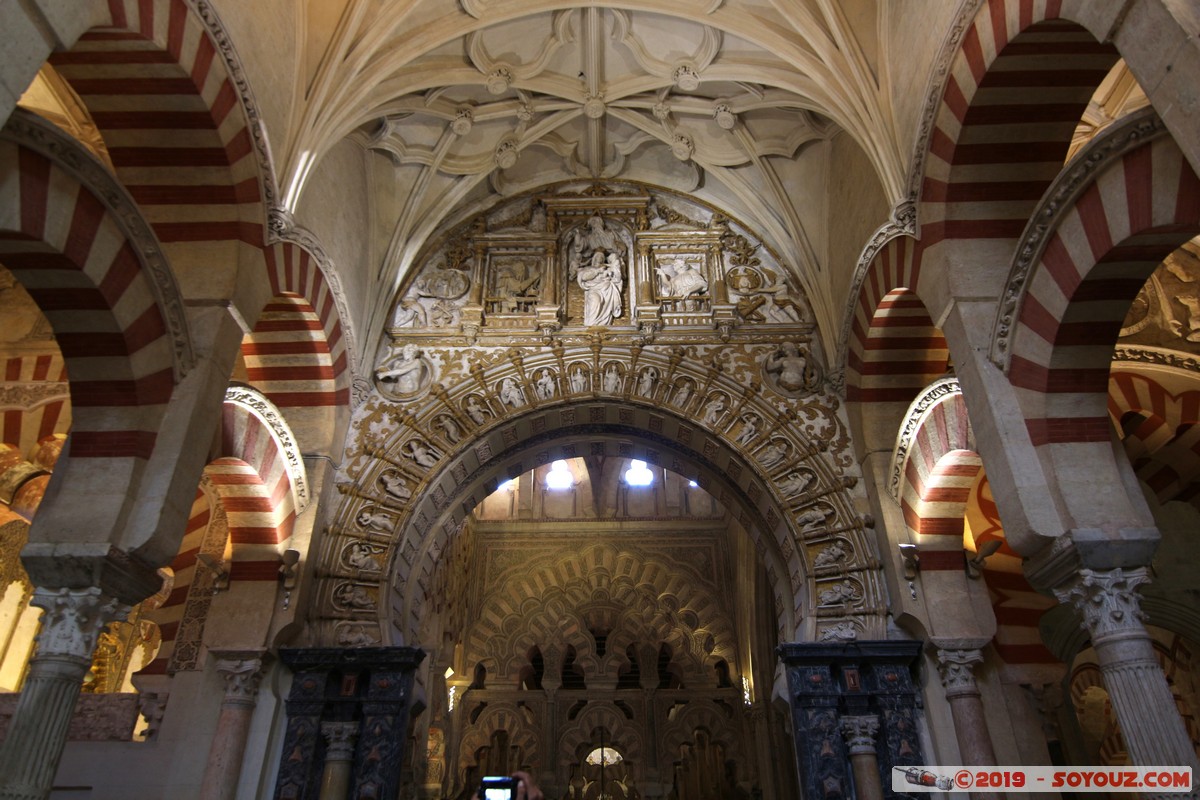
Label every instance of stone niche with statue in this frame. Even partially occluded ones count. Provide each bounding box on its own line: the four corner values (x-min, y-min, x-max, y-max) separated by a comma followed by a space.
386, 183, 809, 344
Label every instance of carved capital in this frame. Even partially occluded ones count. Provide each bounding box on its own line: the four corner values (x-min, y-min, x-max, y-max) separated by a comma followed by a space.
1053, 567, 1150, 641
30, 587, 128, 663
840, 714, 880, 755
213, 652, 266, 706
321, 721, 359, 761
936, 648, 984, 697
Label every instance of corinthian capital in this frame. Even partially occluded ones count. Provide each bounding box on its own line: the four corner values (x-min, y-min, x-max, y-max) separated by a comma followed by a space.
31, 586, 128, 661
213, 651, 266, 706
1053, 567, 1150, 640
936, 648, 984, 697
840, 714, 880, 755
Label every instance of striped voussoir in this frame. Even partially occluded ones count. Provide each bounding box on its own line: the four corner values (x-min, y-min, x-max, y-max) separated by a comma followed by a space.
921, 0, 1118, 247
1, 355, 70, 456
50, 0, 264, 250
897, 390, 976, 568
967, 475, 1057, 665
0, 143, 177, 460
142, 486, 211, 675
1109, 371, 1200, 508
252, 242, 351, 408
1009, 137, 1200, 446
847, 270, 948, 405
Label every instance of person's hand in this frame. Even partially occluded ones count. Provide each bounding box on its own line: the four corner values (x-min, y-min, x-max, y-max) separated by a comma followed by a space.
512, 770, 544, 800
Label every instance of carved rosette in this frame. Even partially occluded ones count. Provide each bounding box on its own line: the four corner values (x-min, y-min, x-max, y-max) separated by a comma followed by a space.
1053, 567, 1150, 642
840, 714, 880, 755
30, 587, 128, 663
935, 648, 983, 698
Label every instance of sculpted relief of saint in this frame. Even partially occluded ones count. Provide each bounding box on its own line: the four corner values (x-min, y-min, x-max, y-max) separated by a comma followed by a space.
567, 215, 625, 328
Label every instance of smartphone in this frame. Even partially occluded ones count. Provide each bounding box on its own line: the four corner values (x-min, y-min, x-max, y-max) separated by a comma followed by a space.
479, 776, 517, 800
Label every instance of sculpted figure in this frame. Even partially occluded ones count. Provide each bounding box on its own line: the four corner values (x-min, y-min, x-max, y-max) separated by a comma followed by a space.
673, 380, 693, 407
577, 251, 623, 327
392, 296, 427, 328
638, 367, 657, 396
779, 471, 813, 497
569, 368, 588, 394
797, 506, 832, 532
656, 257, 708, 299
337, 624, 377, 647
759, 439, 788, 468
765, 342, 808, 392
405, 439, 440, 468
817, 580, 859, 607
602, 364, 621, 393
500, 377, 526, 408
535, 369, 556, 400
735, 413, 759, 445
357, 509, 393, 533
375, 343, 426, 394
465, 396, 489, 424
346, 542, 381, 572
702, 395, 725, 425
812, 539, 847, 569
334, 583, 376, 610
436, 414, 461, 443
379, 470, 411, 502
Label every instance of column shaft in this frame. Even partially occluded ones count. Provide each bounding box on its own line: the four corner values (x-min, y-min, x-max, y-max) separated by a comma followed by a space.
198, 654, 265, 800
0, 587, 125, 800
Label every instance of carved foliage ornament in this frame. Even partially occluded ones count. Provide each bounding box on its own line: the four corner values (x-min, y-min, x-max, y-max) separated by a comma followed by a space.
224, 386, 310, 511
935, 648, 983, 696
31, 587, 129, 662
888, 378, 962, 501
1054, 567, 1150, 641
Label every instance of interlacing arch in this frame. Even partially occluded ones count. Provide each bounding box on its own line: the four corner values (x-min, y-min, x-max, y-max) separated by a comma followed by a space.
659, 701, 745, 766
323, 345, 878, 649
1109, 368, 1200, 508
0, 110, 192, 461
456, 702, 541, 777
1001, 128, 1200, 447
467, 543, 736, 685
50, 0, 270, 254
556, 703, 645, 771
918, 0, 1119, 248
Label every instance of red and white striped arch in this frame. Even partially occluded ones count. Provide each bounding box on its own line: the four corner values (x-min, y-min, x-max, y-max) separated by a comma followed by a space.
1, 355, 70, 457
1109, 370, 1200, 508
919, 0, 1118, 246
965, 475, 1057, 665
245, 242, 352, 410
0, 115, 192, 461
846, 237, 949, 405
1007, 136, 1200, 447
892, 381, 978, 570
48, 0, 266, 251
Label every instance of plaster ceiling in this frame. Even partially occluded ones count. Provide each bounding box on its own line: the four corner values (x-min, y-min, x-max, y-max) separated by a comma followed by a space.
281, 1, 909, 343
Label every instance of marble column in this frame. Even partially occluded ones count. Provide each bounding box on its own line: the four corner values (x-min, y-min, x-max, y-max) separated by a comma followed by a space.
840, 715, 882, 800
0, 587, 127, 800
317, 722, 358, 800
1054, 568, 1199, 772
198, 652, 266, 800
934, 647, 997, 767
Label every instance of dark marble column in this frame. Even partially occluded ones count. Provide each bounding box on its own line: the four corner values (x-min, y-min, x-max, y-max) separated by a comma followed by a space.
274, 647, 425, 800
778, 641, 924, 800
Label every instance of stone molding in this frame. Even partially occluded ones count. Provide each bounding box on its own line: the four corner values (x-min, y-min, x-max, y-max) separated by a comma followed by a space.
1113, 345, 1200, 374
1053, 567, 1150, 641
905, 0, 985, 207
887, 377, 962, 501
989, 108, 1168, 370
0, 382, 69, 410
1, 109, 195, 380
29, 587, 128, 662
186, 0, 279, 212
224, 385, 310, 512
